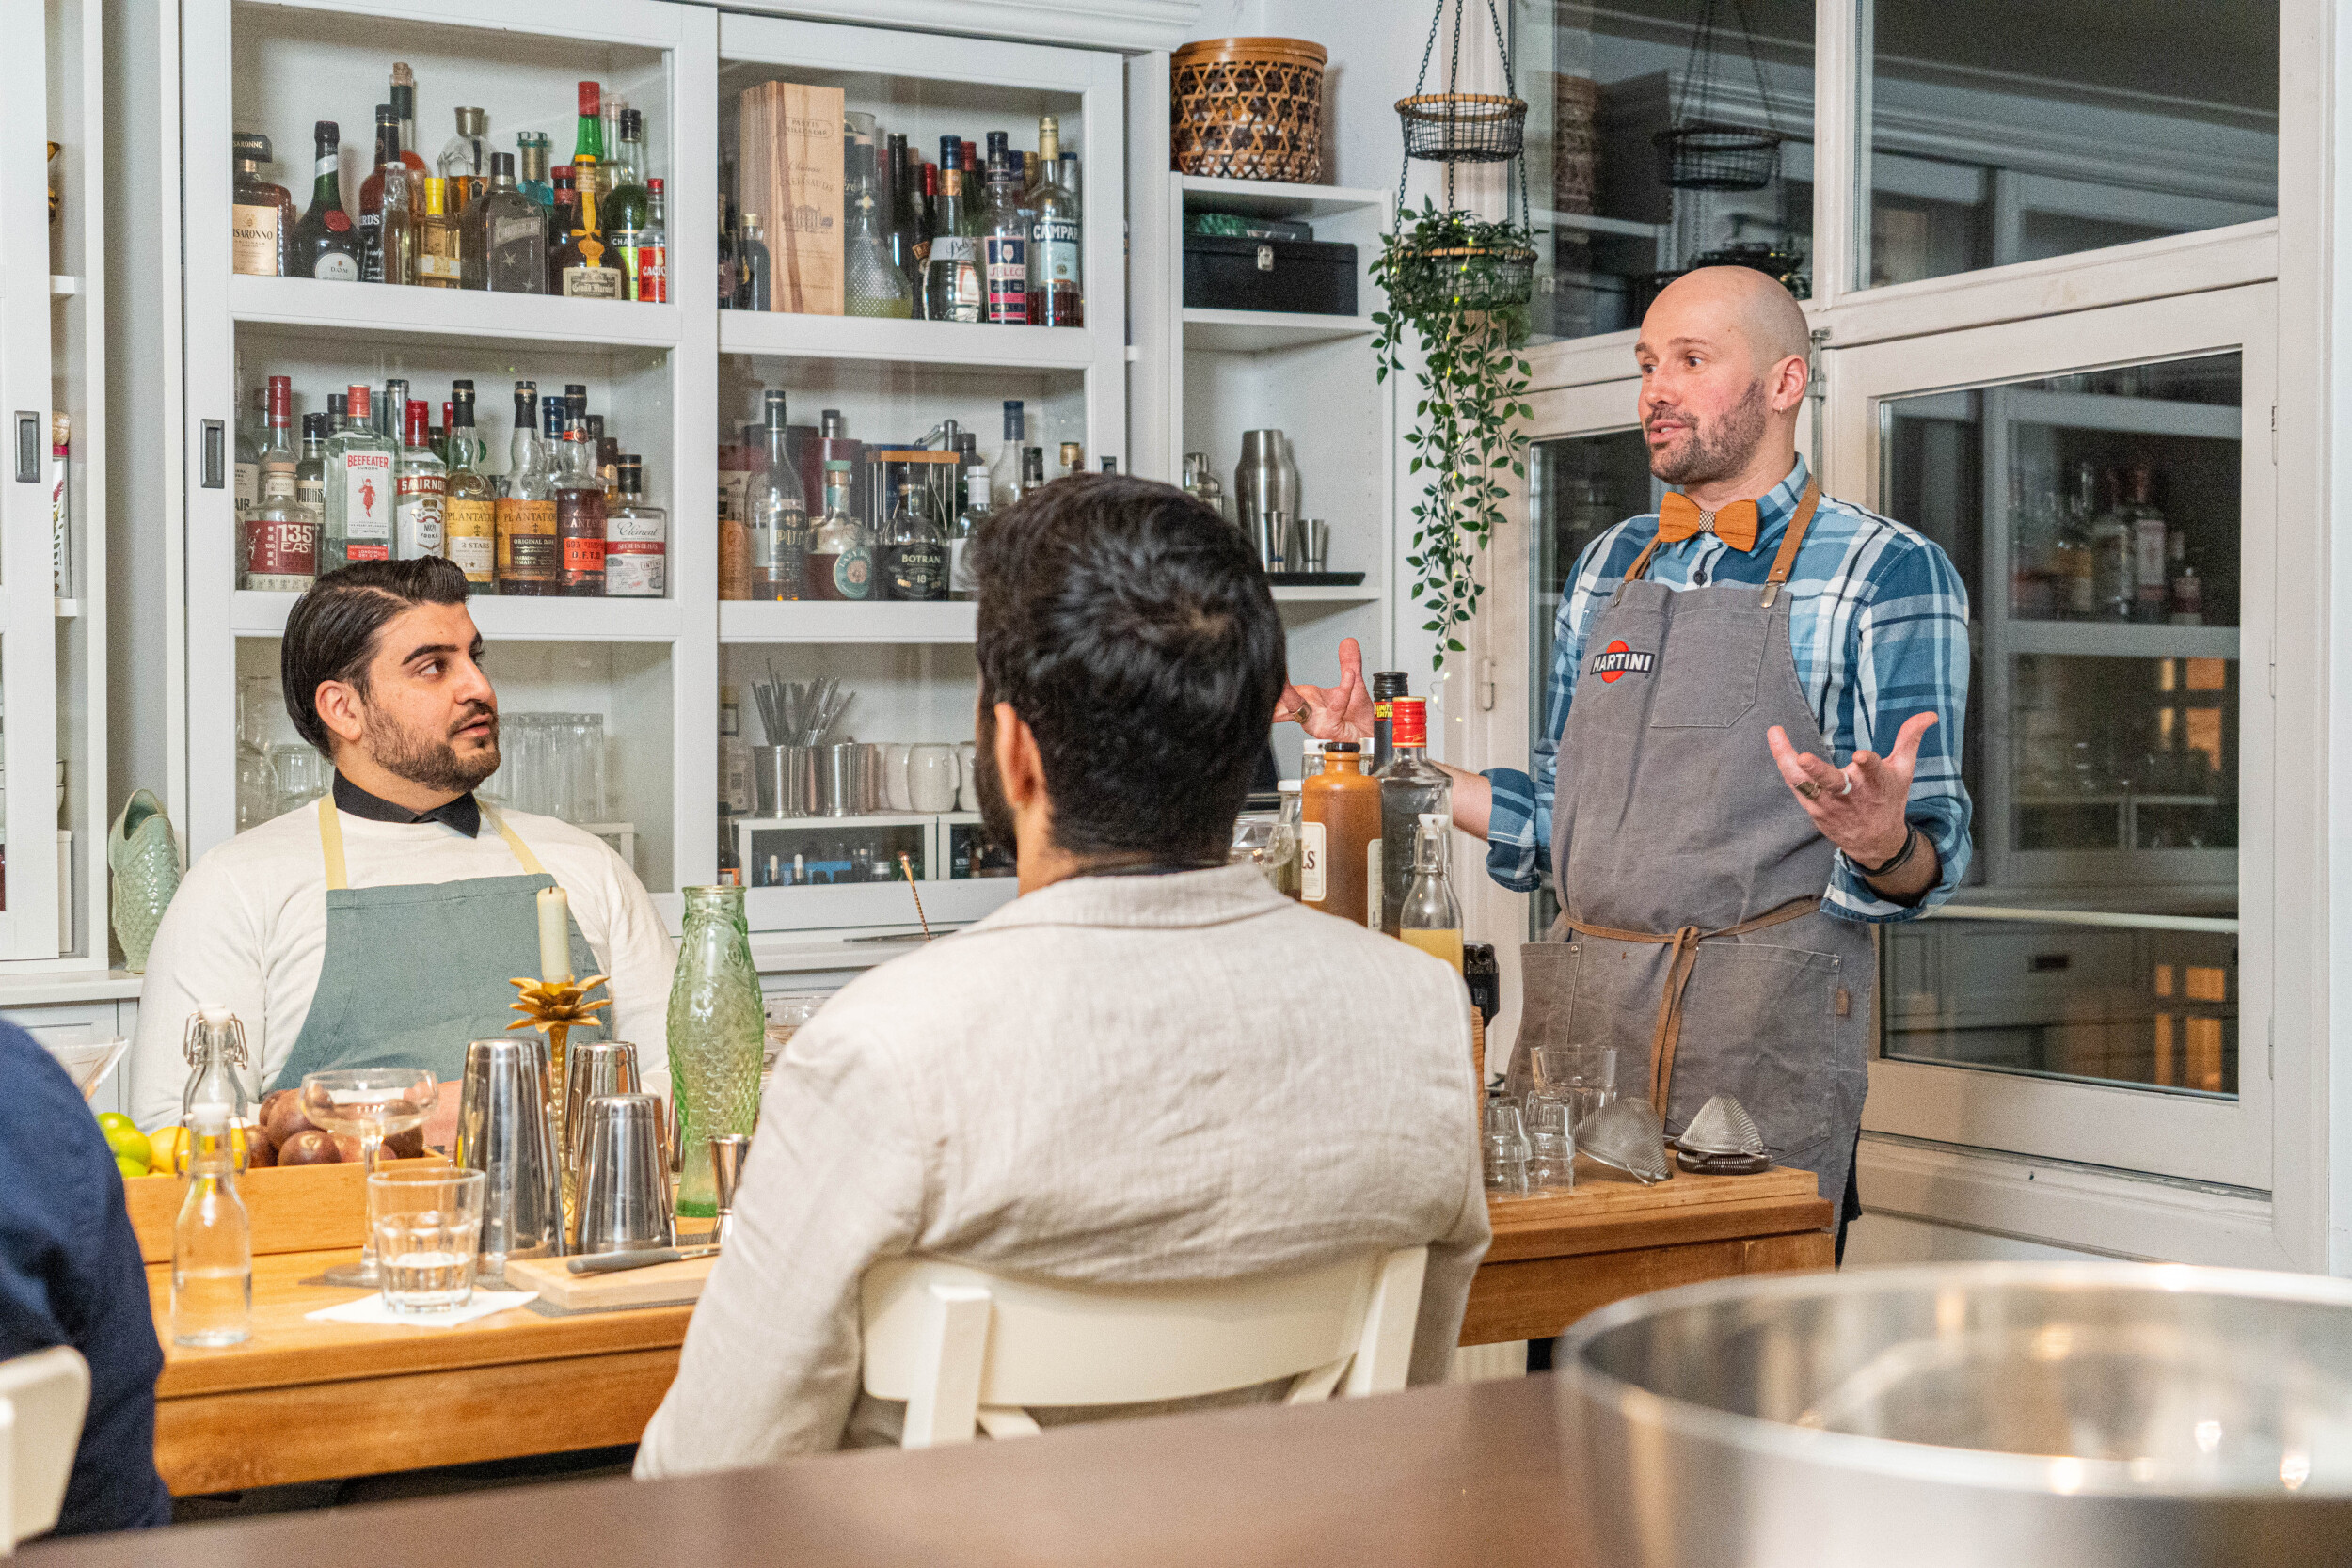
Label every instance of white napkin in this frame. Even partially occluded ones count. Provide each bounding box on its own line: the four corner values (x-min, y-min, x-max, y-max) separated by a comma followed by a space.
305, 1288, 538, 1328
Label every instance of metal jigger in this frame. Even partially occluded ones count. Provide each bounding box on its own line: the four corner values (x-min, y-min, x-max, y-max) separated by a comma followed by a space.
453, 1037, 564, 1280
708, 1134, 753, 1247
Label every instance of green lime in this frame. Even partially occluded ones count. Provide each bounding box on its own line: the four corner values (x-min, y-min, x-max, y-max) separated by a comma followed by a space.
114, 1153, 148, 1179
97, 1114, 151, 1169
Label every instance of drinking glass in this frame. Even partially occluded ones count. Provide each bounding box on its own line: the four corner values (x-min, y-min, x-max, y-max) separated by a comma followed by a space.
369, 1166, 486, 1315
1534, 1044, 1618, 1131
1524, 1096, 1575, 1194
301, 1067, 437, 1285
1483, 1094, 1532, 1198
269, 743, 326, 816
1229, 816, 1298, 889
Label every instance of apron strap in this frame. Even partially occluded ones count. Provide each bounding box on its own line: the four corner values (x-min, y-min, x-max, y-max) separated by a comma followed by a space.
1759, 482, 1822, 609
316, 795, 552, 886
1561, 896, 1819, 1117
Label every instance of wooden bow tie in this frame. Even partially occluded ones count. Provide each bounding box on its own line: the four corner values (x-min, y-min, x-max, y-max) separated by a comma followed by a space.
1658, 492, 1761, 551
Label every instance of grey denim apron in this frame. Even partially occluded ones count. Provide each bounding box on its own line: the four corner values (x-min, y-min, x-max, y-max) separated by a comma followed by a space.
1512, 483, 1873, 1206
269, 794, 605, 1093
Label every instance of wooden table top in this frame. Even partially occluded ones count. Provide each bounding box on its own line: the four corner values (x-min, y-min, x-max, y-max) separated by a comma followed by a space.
47, 1370, 1582, 1568
146, 1250, 693, 1401
1485, 1161, 1830, 1261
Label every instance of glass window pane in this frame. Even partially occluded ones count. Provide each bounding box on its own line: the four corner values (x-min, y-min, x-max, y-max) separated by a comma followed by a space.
1519, 1, 1815, 345
1863, 2, 2277, 289
1878, 353, 2242, 1098
1527, 428, 1655, 934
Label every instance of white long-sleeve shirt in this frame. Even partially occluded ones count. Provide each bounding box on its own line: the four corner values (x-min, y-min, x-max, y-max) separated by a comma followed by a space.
634, 863, 1488, 1475
127, 800, 675, 1130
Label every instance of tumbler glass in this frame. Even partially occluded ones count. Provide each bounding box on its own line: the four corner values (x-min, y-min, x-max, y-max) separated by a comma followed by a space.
1534, 1044, 1618, 1131
1483, 1093, 1532, 1198
1524, 1096, 1575, 1194
369, 1165, 486, 1314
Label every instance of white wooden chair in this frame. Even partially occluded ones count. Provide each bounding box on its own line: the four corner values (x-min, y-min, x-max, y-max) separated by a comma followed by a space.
859, 1247, 1428, 1449
0, 1346, 89, 1555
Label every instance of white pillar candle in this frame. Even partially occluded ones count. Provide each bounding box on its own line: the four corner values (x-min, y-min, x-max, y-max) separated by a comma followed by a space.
537, 885, 573, 983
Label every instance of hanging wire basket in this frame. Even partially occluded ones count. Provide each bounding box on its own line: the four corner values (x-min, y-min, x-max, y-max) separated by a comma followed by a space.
1396, 92, 1528, 164
1653, 121, 1783, 192
1388, 241, 1538, 314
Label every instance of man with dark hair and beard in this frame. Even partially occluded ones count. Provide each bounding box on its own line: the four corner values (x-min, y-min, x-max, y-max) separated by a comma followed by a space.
128, 558, 674, 1130
636, 475, 1486, 1472
1288, 266, 1973, 1260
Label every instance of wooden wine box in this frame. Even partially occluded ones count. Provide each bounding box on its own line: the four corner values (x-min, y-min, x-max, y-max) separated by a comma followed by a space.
123, 1154, 452, 1264
737, 80, 845, 315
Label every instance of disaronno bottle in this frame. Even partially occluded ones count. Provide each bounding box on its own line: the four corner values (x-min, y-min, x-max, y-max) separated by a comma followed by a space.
1300, 742, 1380, 927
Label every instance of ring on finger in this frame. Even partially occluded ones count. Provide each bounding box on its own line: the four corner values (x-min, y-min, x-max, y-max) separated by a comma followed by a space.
1838, 773, 1855, 797
1290, 704, 1311, 725
1794, 779, 1821, 801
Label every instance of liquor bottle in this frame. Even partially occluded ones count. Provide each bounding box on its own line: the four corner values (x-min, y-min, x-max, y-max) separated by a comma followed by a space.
294, 410, 328, 564
438, 106, 490, 209
604, 109, 652, 299
735, 213, 771, 310
413, 176, 463, 287
378, 377, 409, 441
717, 189, 738, 311
1030, 119, 1082, 326
321, 384, 396, 572
571, 81, 607, 203
718, 423, 754, 602
508, 381, 539, 492
460, 153, 547, 293
590, 416, 621, 504
1371, 671, 1408, 770
1375, 697, 1451, 936
844, 145, 913, 319
394, 401, 447, 560
806, 460, 876, 602
1396, 814, 1465, 973
1057, 440, 1083, 481
884, 133, 924, 299
950, 444, 988, 598
358, 105, 415, 284
989, 400, 1025, 506
556, 399, 607, 595
389, 64, 427, 173
230, 381, 261, 535
815, 408, 861, 519
922, 138, 984, 323
980, 133, 1028, 325
1022, 445, 1046, 500
551, 173, 625, 299
497, 397, 563, 595
749, 389, 807, 602
291, 121, 360, 280
231, 132, 295, 277
1301, 741, 1380, 927
444, 387, 495, 591
630, 178, 668, 303
516, 132, 553, 209
244, 378, 312, 591
2090, 467, 2135, 621
606, 456, 667, 597
170, 1104, 252, 1349
882, 460, 948, 601
2123, 463, 2169, 623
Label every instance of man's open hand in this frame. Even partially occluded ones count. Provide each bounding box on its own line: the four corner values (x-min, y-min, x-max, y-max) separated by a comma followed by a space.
1275, 635, 1376, 743
1765, 712, 1937, 869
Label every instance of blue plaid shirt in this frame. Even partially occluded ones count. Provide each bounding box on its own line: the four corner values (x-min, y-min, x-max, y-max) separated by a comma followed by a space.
1486, 455, 1973, 923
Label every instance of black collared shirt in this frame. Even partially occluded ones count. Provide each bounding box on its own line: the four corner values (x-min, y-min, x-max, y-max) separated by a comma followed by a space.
332, 772, 482, 838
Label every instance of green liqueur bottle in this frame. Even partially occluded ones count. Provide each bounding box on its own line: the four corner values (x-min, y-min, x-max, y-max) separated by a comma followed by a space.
666, 884, 764, 1218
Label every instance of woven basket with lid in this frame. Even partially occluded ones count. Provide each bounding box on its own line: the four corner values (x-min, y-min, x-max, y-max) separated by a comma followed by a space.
1170, 37, 1327, 184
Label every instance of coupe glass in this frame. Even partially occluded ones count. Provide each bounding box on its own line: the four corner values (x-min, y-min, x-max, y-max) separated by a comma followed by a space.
301, 1067, 437, 1286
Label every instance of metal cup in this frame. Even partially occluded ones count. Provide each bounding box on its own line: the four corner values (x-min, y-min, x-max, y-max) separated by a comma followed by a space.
453, 1037, 564, 1275
708, 1134, 753, 1247
562, 1040, 643, 1167
571, 1092, 675, 1255
752, 745, 793, 817
1298, 517, 1330, 574
1256, 508, 1290, 573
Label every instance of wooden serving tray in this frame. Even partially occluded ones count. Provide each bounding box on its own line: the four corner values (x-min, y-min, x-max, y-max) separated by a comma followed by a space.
123, 1155, 453, 1264
501, 1252, 715, 1312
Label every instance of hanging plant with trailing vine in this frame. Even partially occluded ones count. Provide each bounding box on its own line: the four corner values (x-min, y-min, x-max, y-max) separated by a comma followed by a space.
1373, 198, 1536, 669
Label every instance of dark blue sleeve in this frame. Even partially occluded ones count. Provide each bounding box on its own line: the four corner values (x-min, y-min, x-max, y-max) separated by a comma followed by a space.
0, 1025, 172, 1535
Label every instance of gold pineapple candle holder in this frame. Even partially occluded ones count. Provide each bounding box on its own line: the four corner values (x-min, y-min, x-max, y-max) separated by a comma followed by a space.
509, 973, 612, 1226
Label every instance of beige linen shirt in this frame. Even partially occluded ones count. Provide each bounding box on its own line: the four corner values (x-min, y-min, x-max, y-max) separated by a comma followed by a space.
635, 862, 1488, 1476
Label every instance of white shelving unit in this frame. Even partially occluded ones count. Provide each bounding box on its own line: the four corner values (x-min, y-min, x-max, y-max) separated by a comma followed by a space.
173, 0, 1127, 943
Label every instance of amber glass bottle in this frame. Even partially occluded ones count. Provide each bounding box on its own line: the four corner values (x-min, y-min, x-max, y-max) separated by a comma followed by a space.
1300, 742, 1381, 927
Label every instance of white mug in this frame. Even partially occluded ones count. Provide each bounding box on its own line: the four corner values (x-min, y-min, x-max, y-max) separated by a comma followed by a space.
957, 742, 979, 812
879, 743, 913, 813
908, 743, 961, 814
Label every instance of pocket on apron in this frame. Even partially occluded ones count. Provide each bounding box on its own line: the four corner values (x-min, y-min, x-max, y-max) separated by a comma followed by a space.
1647, 604, 1767, 730
1665, 941, 1846, 1155
1510, 942, 1581, 1093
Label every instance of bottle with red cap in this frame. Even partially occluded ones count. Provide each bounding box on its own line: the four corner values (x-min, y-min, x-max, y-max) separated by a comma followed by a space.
394, 400, 447, 561
1375, 694, 1453, 937
321, 385, 396, 571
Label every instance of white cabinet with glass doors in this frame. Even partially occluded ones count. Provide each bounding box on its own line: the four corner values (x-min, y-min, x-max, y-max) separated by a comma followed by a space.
0, 0, 109, 968
176, 0, 1125, 942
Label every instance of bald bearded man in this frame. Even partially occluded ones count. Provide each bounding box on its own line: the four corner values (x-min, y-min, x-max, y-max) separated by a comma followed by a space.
1286, 267, 1972, 1255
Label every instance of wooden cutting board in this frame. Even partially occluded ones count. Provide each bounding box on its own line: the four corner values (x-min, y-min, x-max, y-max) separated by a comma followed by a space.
502, 1252, 716, 1311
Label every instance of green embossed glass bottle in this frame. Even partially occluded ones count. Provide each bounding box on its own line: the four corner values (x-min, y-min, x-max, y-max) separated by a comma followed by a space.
666, 885, 764, 1217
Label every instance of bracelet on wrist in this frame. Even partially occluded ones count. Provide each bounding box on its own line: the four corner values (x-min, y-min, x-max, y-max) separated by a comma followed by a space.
1857, 825, 1919, 879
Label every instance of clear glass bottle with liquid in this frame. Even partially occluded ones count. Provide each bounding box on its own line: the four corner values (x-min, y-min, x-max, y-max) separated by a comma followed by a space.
844, 144, 914, 319
1397, 814, 1465, 974
805, 459, 876, 602
1375, 696, 1451, 935
989, 400, 1026, 508
438, 105, 490, 208
980, 133, 1028, 325
394, 400, 447, 560
921, 138, 983, 323
443, 388, 495, 590
180, 1006, 255, 1132
950, 453, 990, 598
321, 385, 396, 572
749, 388, 805, 601
605, 456, 667, 598
171, 1103, 252, 1348
882, 464, 948, 601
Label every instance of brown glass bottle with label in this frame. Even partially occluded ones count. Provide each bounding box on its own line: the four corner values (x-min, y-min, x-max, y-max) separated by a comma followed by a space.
232, 132, 296, 276
1300, 742, 1380, 927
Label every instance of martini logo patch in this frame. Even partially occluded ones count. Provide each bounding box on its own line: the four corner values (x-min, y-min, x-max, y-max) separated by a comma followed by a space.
1591, 640, 1655, 684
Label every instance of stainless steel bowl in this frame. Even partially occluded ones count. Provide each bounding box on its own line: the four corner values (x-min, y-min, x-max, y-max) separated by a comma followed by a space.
1558, 1262, 2352, 1566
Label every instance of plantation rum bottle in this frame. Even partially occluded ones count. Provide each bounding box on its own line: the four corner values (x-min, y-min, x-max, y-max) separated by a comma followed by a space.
443, 387, 496, 590
496, 398, 563, 595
